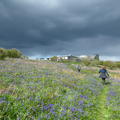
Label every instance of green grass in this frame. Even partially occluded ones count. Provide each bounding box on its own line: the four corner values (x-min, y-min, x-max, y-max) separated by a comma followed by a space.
0, 59, 120, 120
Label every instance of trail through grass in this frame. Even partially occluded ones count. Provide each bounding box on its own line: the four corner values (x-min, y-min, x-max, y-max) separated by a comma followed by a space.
96, 85, 109, 120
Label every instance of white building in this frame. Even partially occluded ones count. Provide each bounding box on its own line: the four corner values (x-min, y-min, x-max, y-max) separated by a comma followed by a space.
77, 55, 96, 60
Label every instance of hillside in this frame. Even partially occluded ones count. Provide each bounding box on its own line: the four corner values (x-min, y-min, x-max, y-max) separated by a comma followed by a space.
0, 59, 120, 120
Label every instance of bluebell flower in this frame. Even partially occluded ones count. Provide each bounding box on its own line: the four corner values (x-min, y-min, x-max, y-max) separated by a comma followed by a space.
71, 107, 76, 112
29, 97, 34, 101
49, 104, 54, 107
86, 103, 93, 107
0, 100, 6, 104
50, 109, 56, 114
109, 91, 116, 96
107, 96, 111, 101
0, 97, 7, 104
78, 100, 84, 105
80, 95, 88, 99
77, 108, 84, 113
43, 104, 54, 110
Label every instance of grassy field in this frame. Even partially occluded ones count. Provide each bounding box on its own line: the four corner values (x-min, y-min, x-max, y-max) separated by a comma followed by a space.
0, 59, 120, 120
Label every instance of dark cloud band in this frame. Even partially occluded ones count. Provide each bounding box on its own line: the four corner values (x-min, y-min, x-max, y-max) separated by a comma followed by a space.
0, 0, 120, 57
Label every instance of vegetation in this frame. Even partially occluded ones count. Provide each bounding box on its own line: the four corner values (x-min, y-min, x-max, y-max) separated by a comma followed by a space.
0, 48, 7, 60
7, 48, 22, 58
0, 48, 23, 60
57, 59, 120, 70
50, 56, 58, 61
0, 59, 120, 120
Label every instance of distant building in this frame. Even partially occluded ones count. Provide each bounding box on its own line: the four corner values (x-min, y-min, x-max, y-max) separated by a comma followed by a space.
60, 56, 69, 60
49, 54, 100, 62
94, 54, 100, 60
77, 55, 88, 59
55, 55, 80, 62
77, 54, 99, 60
68, 55, 79, 61
40, 58, 44, 60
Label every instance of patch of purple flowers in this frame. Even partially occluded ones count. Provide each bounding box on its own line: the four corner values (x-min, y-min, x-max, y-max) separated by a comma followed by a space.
80, 95, 88, 99
43, 104, 54, 110
0, 97, 7, 104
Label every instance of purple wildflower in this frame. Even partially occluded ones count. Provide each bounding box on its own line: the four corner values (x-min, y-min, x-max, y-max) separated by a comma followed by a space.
29, 97, 34, 101
71, 107, 76, 112
86, 103, 93, 107
50, 109, 56, 114
78, 100, 84, 105
43, 105, 49, 110
62, 106, 67, 110
109, 91, 116, 96
49, 104, 54, 107
0, 100, 6, 104
43, 104, 54, 110
0, 97, 7, 104
80, 95, 88, 99
107, 96, 111, 101
77, 108, 84, 113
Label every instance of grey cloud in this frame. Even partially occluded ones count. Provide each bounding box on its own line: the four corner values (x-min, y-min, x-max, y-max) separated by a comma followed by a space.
0, 0, 120, 57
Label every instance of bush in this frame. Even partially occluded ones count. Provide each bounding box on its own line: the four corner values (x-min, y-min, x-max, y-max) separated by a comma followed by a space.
0, 48, 23, 60
90, 60, 100, 66
115, 62, 120, 68
82, 59, 91, 66
7, 48, 22, 58
103, 61, 116, 69
51, 56, 58, 61
0, 48, 7, 60
97, 61, 117, 69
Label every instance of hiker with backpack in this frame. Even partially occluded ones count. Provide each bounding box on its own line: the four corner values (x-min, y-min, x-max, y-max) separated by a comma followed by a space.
99, 66, 109, 84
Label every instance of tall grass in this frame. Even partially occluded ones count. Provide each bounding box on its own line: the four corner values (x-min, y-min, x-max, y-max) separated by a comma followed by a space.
0, 59, 120, 120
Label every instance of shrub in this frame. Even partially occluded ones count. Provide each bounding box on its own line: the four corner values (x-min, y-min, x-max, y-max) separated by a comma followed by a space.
115, 62, 120, 68
0, 48, 7, 60
0, 48, 23, 60
90, 60, 100, 66
82, 59, 91, 66
7, 48, 22, 58
51, 56, 58, 61
99, 61, 117, 69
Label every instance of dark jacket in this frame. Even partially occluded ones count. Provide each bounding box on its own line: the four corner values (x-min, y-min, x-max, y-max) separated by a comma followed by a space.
99, 69, 109, 79
77, 65, 81, 70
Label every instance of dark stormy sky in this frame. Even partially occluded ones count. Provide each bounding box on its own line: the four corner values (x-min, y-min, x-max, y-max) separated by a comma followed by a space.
0, 0, 120, 60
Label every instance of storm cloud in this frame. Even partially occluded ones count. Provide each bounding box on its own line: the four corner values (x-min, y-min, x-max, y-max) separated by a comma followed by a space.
0, 0, 120, 58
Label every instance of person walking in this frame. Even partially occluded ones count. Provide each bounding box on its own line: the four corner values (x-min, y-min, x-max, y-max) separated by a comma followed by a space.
99, 66, 109, 84
77, 65, 81, 72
